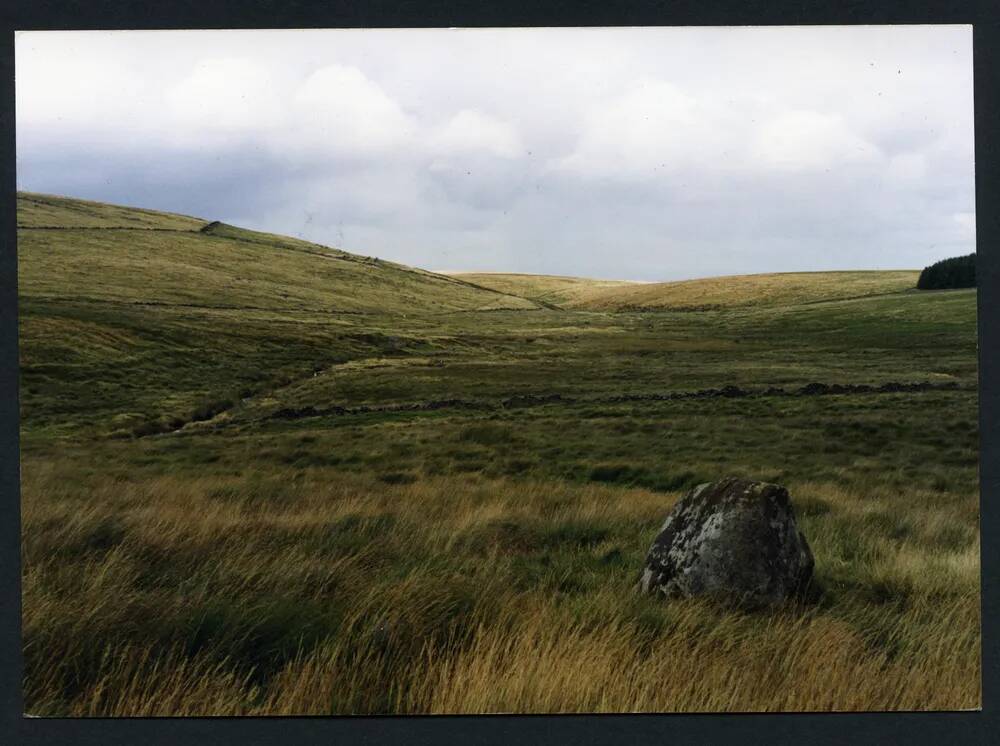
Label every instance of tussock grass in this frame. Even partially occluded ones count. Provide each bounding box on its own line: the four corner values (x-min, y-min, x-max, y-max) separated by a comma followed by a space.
22, 465, 979, 715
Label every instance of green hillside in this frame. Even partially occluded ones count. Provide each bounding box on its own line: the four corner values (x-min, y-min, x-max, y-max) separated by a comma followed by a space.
564, 271, 919, 311
17, 192, 207, 230
17, 192, 538, 314
18, 193, 980, 715
451, 269, 920, 311
449, 272, 637, 307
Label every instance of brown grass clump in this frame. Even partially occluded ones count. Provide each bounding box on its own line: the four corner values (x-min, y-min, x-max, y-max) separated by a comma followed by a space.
21, 462, 980, 715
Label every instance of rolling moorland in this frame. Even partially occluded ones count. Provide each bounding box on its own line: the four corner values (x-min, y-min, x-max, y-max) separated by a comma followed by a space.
18, 192, 980, 714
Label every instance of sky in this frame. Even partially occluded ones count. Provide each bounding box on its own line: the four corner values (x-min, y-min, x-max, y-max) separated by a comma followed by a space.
15, 26, 975, 281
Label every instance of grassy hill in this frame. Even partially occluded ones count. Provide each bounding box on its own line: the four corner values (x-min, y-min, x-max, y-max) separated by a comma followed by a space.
451, 269, 919, 311
450, 272, 638, 307
18, 193, 980, 715
17, 192, 538, 314
18, 192, 207, 230
562, 271, 920, 311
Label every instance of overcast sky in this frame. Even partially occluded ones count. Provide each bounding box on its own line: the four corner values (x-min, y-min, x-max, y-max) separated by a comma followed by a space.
16, 26, 974, 281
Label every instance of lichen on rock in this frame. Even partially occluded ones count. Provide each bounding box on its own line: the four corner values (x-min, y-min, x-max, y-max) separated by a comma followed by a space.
638, 477, 815, 609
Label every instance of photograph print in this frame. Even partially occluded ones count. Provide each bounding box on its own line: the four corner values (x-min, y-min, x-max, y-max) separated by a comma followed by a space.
15, 25, 979, 715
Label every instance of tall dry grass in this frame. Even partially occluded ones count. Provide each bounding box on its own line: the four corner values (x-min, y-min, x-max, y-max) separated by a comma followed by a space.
21, 461, 980, 715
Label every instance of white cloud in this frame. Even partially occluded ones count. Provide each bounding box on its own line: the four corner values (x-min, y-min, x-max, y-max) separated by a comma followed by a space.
165, 58, 285, 137
954, 212, 977, 239
430, 109, 522, 159
555, 80, 702, 178
886, 152, 928, 185
15, 27, 976, 281
555, 83, 887, 180
16, 32, 150, 135
286, 65, 416, 158
750, 110, 882, 171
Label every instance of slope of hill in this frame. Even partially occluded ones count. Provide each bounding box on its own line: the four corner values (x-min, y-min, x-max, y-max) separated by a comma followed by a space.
561, 271, 921, 311
450, 272, 637, 307
16, 192, 539, 314
17, 192, 208, 230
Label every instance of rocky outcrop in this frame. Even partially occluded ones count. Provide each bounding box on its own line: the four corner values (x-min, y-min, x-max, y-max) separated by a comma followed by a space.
638, 477, 815, 609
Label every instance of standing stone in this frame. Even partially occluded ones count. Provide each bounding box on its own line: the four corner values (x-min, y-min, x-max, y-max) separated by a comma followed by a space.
638, 477, 815, 608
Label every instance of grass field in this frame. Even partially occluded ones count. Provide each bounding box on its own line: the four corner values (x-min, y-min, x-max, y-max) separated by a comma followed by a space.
18, 193, 981, 714
567, 270, 921, 311
450, 270, 920, 311
448, 272, 639, 307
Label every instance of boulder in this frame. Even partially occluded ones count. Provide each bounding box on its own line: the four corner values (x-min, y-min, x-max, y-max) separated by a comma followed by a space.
638, 477, 815, 608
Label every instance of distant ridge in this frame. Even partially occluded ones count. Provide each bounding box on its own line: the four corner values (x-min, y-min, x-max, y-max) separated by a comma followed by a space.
18, 192, 933, 315
563, 270, 923, 311
449, 272, 637, 307
451, 269, 923, 310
